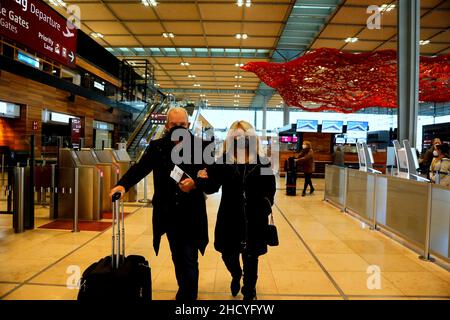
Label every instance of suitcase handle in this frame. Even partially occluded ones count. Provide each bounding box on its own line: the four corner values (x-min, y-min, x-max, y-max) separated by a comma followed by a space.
111, 197, 125, 269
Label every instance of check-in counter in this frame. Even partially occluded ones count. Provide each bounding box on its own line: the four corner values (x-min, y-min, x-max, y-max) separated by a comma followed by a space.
111, 149, 138, 202
58, 149, 102, 221
75, 149, 113, 213
324, 165, 450, 265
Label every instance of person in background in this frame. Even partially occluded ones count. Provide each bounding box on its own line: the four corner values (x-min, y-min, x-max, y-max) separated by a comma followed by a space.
333, 146, 345, 167
197, 120, 276, 301
295, 141, 315, 197
430, 143, 450, 187
109, 107, 210, 302
420, 138, 442, 178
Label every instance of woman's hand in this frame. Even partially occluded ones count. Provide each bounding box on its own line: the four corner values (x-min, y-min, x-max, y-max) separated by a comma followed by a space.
197, 168, 209, 179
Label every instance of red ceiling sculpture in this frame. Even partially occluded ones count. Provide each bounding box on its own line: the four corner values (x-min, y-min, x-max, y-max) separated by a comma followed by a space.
242, 48, 450, 113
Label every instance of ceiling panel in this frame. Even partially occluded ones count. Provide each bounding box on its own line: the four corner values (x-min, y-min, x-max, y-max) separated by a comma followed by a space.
163, 22, 204, 35
125, 22, 165, 35
108, 4, 158, 20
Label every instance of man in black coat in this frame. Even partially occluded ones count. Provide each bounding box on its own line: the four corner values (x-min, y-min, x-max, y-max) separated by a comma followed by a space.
110, 107, 212, 301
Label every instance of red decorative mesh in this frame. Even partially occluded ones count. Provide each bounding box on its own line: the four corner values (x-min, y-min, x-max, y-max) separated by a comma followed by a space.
242, 48, 450, 113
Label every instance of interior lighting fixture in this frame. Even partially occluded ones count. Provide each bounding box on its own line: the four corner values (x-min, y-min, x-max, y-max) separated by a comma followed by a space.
235, 34, 248, 40
237, 0, 251, 7
380, 4, 395, 12
142, 0, 158, 7
420, 40, 431, 46
49, 0, 67, 7
345, 37, 358, 43
162, 33, 175, 38
91, 33, 104, 39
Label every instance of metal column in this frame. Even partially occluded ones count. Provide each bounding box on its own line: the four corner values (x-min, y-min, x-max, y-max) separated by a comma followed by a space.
397, 0, 420, 146
262, 96, 268, 135
283, 102, 290, 126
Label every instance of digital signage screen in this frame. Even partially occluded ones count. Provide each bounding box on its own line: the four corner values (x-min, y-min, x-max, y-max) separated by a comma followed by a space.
347, 121, 369, 132
296, 120, 318, 133
322, 120, 343, 133
280, 136, 292, 143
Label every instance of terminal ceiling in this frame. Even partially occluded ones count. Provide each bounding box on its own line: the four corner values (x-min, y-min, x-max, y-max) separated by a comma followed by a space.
49, 0, 450, 109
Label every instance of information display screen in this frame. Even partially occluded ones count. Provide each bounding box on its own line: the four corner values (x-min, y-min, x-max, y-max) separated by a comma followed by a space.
296, 120, 318, 132
322, 120, 343, 133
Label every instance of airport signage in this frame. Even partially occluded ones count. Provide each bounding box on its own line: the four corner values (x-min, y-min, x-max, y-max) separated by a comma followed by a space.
0, 0, 77, 67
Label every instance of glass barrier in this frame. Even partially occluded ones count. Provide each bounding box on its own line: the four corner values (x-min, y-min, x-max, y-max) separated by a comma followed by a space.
430, 184, 450, 262
325, 167, 450, 264
324, 165, 346, 208
379, 176, 430, 248
346, 170, 376, 224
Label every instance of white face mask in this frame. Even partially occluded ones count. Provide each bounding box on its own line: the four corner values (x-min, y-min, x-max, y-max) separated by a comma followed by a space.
433, 150, 439, 157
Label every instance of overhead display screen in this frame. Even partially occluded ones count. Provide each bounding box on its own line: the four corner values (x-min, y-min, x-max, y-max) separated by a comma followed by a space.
322, 120, 344, 133
296, 120, 318, 132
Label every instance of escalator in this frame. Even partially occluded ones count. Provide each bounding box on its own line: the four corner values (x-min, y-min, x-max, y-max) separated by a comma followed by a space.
126, 99, 172, 160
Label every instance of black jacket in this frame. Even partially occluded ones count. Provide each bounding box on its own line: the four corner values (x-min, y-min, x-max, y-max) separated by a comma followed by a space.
201, 155, 276, 256
116, 133, 211, 255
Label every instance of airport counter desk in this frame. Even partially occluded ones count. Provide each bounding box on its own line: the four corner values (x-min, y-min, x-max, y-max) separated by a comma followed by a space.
324, 165, 450, 266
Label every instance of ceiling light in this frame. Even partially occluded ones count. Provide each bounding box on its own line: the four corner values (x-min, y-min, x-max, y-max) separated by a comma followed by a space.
235, 75, 242, 79
237, 0, 251, 7
162, 33, 175, 38
234, 100, 239, 103
193, 84, 201, 87
234, 94, 240, 98
49, 0, 67, 7
234, 85, 241, 88
246, 0, 252, 8
345, 37, 358, 43
154, 83, 160, 87
181, 62, 190, 66
188, 75, 196, 78
235, 63, 244, 67
380, 4, 395, 12
91, 32, 104, 39
420, 40, 431, 46
234, 104, 239, 107
235, 34, 248, 40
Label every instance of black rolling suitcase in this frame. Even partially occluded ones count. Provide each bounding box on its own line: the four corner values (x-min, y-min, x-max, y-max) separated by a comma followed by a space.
77, 193, 151, 301
285, 157, 297, 196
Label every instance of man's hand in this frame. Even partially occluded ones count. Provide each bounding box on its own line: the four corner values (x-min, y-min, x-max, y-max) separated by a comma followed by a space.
110, 185, 125, 200
197, 168, 208, 179
179, 178, 196, 193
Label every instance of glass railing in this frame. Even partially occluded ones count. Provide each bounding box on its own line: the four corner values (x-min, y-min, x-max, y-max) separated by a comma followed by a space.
324, 165, 450, 263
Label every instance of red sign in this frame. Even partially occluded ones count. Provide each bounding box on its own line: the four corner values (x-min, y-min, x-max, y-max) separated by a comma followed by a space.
0, 0, 77, 67
70, 118, 81, 148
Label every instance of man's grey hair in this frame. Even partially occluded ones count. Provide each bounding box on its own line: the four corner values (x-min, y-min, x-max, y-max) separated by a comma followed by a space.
166, 107, 189, 123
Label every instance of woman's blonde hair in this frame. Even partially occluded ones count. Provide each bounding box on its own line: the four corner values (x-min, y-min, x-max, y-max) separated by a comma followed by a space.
221, 120, 266, 162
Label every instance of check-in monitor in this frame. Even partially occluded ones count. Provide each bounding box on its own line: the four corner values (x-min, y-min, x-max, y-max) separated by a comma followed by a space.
296, 120, 318, 133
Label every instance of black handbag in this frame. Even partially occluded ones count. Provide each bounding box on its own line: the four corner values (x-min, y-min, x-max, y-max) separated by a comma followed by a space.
267, 213, 279, 246
264, 198, 279, 246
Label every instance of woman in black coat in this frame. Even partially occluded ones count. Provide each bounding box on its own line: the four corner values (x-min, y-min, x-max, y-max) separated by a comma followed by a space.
198, 120, 276, 301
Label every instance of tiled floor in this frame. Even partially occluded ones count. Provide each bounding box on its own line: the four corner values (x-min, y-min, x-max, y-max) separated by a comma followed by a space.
0, 175, 449, 300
